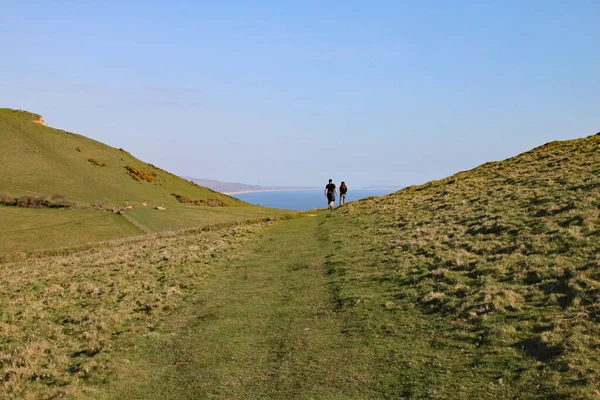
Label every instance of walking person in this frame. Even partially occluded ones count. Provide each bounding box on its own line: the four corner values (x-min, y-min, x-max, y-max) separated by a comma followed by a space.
339, 181, 347, 206
324, 179, 337, 209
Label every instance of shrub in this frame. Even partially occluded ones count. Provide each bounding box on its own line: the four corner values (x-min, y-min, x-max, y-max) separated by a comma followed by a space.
88, 157, 107, 167
171, 193, 193, 204
16, 195, 47, 208
171, 193, 228, 207
0, 193, 16, 206
0, 193, 72, 208
125, 166, 154, 182
203, 199, 228, 207
91, 202, 122, 213
49, 194, 74, 208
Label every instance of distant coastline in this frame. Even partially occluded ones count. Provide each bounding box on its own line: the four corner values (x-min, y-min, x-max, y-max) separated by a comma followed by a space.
183, 176, 402, 196
224, 188, 320, 195
183, 176, 321, 195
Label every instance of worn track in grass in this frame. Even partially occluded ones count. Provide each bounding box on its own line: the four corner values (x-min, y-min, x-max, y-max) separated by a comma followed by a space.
101, 215, 377, 399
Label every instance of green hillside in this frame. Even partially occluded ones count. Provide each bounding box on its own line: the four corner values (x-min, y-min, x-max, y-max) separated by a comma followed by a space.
2, 132, 600, 399
0, 108, 246, 205
0, 108, 287, 253
315, 132, 600, 398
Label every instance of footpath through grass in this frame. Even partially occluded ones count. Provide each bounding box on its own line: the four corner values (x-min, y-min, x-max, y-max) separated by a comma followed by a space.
101, 215, 373, 399
4, 133, 600, 398
3, 206, 596, 398
99, 212, 537, 399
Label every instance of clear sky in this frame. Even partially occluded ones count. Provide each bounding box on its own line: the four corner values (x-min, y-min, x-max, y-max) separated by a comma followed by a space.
1, 1, 599, 188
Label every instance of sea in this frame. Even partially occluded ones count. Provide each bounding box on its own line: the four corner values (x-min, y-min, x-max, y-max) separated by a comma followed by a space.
232, 189, 395, 211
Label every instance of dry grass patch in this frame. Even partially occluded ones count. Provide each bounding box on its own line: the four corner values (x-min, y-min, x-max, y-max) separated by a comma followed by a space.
0, 221, 269, 399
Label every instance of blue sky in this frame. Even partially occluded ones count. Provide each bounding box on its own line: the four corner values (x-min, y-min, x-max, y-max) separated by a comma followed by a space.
1, 1, 599, 187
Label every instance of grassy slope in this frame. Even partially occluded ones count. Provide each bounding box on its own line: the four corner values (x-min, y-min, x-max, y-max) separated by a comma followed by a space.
0, 109, 287, 253
0, 219, 277, 399
317, 132, 600, 398
2, 133, 600, 399
103, 132, 600, 399
0, 109, 240, 205
0, 206, 143, 254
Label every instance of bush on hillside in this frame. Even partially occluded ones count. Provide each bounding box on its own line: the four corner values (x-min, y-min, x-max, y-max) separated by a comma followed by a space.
148, 163, 165, 173
0, 193, 15, 206
171, 193, 228, 207
171, 193, 193, 204
204, 198, 228, 207
88, 157, 108, 167
91, 202, 123, 213
125, 166, 155, 182
0, 193, 73, 208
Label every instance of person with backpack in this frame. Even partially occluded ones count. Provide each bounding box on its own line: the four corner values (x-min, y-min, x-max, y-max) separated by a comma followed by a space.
339, 181, 347, 205
324, 179, 337, 209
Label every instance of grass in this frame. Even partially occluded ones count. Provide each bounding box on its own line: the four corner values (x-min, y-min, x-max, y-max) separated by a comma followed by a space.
2, 115, 600, 398
313, 132, 600, 398
95, 132, 600, 399
0, 206, 142, 254
100, 216, 368, 399
98, 215, 533, 399
0, 109, 239, 207
0, 219, 275, 399
0, 204, 285, 255
0, 108, 290, 252
117, 203, 288, 233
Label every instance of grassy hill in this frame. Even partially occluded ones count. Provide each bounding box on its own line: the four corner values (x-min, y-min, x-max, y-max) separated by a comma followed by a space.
317, 132, 600, 398
0, 108, 286, 253
2, 131, 600, 399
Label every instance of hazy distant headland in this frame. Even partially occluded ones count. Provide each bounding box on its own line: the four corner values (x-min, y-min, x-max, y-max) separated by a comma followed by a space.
183, 177, 321, 195
184, 177, 403, 195
361, 184, 404, 191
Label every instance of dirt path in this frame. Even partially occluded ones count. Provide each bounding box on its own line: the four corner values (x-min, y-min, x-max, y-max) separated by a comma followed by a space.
101, 216, 374, 399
